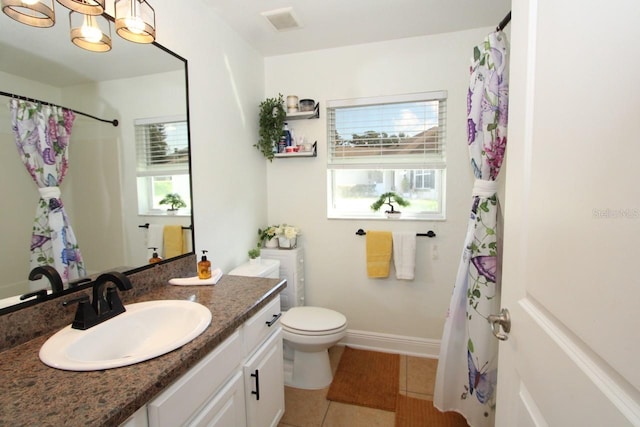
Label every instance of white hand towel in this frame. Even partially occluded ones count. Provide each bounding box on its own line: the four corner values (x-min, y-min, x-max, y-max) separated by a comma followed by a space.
392, 232, 417, 280
147, 224, 164, 259
169, 268, 223, 286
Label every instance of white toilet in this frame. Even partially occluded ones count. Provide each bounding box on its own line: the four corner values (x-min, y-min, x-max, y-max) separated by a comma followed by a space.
229, 258, 347, 390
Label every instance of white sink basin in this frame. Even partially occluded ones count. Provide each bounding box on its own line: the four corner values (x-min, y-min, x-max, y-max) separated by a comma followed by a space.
39, 300, 212, 371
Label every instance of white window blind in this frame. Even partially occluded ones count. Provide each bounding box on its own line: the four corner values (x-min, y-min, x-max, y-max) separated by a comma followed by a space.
327, 91, 447, 169
135, 117, 189, 177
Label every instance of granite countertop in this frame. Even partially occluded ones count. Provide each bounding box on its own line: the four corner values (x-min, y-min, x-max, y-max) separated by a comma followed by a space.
0, 274, 285, 427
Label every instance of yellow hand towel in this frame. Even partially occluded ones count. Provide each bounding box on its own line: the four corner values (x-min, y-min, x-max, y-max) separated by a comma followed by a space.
366, 230, 393, 278
164, 225, 184, 259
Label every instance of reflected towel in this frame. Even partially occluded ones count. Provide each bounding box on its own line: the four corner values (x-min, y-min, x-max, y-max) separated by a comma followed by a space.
366, 231, 392, 278
164, 225, 184, 259
147, 224, 164, 259
392, 232, 417, 280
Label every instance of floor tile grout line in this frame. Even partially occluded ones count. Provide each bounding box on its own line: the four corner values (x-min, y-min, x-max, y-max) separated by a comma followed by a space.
320, 400, 331, 427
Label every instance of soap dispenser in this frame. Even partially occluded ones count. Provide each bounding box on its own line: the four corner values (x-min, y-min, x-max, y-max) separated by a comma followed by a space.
198, 250, 212, 279
149, 247, 162, 264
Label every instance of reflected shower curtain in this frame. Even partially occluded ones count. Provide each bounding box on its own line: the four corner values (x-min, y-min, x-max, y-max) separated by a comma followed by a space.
10, 99, 86, 283
434, 31, 509, 427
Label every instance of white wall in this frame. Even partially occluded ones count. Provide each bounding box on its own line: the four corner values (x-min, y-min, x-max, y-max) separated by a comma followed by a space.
265, 28, 493, 341
65, 70, 190, 268
149, 0, 267, 272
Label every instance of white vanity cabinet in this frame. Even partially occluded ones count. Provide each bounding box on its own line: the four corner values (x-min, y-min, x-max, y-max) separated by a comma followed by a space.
123, 296, 284, 427
261, 248, 305, 311
242, 295, 285, 427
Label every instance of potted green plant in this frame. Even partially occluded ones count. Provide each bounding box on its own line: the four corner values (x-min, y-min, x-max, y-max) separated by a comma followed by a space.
255, 94, 286, 161
258, 225, 279, 248
248, 247, 261, 264
159, 193, 187, 214
370, 192, 410, 218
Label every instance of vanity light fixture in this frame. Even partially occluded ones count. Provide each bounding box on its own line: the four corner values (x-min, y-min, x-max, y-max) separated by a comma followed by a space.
1, 0, 156, 51
69, 10, 112, 52
114, 0, 155, 44
57, 0, 104, 15
0, 0, 55, 27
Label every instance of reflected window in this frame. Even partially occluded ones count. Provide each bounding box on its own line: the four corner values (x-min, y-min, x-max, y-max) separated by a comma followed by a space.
135, 116, 191, 215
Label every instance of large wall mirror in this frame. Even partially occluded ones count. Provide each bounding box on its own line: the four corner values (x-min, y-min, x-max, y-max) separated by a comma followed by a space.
0, 11, 193, 313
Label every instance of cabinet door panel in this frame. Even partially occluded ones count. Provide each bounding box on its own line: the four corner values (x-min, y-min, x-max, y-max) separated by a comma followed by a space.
190, 371, 246, 427
243, 329, 284, 427
148, 331, 242, 427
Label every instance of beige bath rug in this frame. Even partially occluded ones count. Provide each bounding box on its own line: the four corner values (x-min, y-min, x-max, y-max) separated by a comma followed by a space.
326, 346, 399, 411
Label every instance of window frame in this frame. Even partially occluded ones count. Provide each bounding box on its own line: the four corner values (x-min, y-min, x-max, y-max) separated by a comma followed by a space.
134, 115, 191, 216
326, 91, 447, 221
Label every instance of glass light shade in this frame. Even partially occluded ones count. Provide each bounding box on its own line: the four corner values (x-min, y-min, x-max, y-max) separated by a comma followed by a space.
69, 11, 111, 52
115, 0, 155, 44
56, 0, 104, 15
1, 0, 55, 27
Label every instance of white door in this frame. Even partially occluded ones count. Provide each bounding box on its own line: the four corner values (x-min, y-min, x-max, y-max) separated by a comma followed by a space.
496, 0, 640, 425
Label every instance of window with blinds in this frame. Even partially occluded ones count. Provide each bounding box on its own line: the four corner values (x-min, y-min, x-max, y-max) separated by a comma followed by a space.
135, 119, 190, 175
327, 91, 447, 220
135, 117, 191, 215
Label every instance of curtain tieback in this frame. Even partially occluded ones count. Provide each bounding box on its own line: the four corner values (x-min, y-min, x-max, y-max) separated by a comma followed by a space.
472, 179, 498, 197
38, 186, 61, 200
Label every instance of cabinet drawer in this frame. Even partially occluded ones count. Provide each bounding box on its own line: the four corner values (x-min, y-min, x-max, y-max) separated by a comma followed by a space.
148, 330, 242, 427
243, 296, 281, 356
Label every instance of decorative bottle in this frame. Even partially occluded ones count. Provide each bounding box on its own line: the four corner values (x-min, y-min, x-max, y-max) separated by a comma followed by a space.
198, 250, 212, 279
283, 122, 292, 146
148, 247, 162, 264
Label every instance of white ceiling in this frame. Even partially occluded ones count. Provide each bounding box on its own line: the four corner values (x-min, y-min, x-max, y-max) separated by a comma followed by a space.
0, 0, 511, 87
204, 0, 512, 57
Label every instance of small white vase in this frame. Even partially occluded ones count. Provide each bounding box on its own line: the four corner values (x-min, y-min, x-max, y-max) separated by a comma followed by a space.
385, 212, 402, 219
264, 238, 278, 248
249, 257, 261, 265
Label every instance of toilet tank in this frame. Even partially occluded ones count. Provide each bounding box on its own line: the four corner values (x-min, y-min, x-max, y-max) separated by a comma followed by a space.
228, 259, 280, 278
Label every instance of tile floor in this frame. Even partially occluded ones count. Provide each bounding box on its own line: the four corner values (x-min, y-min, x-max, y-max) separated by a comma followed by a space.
278, 346, 439, 427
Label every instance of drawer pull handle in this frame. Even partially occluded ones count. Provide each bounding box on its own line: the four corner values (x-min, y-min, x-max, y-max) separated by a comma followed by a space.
265, 313, 281, 327
251, 369, 260, 400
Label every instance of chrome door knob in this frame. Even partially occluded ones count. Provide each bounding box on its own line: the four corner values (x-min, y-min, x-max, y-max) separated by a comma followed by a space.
488, 308, 511, 341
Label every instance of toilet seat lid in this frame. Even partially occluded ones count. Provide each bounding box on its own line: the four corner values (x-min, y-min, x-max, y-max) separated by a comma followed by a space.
281, 306, 347, 333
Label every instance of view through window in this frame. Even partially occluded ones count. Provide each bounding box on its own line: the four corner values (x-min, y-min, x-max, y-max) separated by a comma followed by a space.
327, 91, 447, 220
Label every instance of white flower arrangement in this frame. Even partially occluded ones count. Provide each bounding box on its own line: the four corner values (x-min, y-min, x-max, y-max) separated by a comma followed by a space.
274, 224, 300, 239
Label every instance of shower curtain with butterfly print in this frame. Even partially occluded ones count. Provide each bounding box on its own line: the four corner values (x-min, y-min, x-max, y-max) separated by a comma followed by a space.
10, 99, 86, 285
433, 31, 509, 427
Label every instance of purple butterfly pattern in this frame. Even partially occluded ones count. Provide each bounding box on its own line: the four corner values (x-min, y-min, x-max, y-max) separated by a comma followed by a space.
434, 31, 508, 427
9, 100, 85, 281
471, 255, 496, 283
466, 350, 497, 405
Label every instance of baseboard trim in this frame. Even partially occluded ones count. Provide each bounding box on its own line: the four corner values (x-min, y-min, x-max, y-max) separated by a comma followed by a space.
338, 329, 440, 358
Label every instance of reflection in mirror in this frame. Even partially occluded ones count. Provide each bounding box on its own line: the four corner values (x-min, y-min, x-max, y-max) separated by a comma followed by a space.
0, 11, 193, 312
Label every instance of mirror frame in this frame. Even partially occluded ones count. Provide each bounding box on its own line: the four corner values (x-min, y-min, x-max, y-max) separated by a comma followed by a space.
0, 41, 195, 316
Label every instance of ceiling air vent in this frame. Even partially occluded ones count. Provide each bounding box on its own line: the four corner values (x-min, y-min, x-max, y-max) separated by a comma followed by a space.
261, 7, 302, 31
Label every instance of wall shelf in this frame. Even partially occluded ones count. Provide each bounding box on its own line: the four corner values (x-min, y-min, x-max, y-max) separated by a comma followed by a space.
274, 141, 317, 158
285, 103, 319, 120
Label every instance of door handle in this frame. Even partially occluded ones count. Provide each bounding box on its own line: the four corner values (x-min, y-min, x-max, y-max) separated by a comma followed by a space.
488, 308, 511, 341
266, 313, 281, 327
251, 369, 260, 400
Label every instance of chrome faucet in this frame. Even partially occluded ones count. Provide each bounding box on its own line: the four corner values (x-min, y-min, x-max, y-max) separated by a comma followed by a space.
28, 265, 64, 294
64, 271, 133, 330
